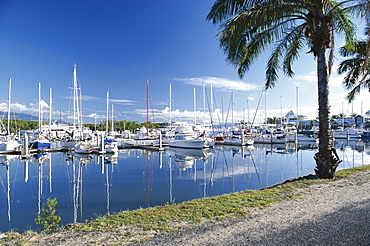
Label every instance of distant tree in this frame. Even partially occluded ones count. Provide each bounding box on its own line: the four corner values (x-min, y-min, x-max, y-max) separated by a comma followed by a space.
84, 121, 167, 133
1, 119, 39, 132
332, 113, 347, 119
266, 117, 279, 124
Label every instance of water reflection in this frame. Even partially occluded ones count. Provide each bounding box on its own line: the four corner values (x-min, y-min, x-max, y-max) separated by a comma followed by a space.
0, 155, 17, 223
1, 140, 370, 232
167, 147, 210, 170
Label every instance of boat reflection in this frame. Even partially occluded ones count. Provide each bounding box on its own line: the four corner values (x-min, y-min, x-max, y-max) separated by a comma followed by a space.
0, 155, 18, 223
166, 147, 211, 170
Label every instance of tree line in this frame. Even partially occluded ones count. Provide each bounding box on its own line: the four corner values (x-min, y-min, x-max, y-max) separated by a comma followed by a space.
1, 119, 39, 133
0, 119, 167, 133
83, 120, 167, 132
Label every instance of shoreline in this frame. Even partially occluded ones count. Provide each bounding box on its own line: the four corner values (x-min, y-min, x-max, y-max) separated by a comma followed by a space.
2, 166, 370, 245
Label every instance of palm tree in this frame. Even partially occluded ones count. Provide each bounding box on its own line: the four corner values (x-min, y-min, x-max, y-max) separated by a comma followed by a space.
207, 0, 368, 178
338, 38, 370, 102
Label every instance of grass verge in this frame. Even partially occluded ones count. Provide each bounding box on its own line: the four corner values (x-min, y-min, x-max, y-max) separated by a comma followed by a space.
70, 176, 312, 232
336, 164, 370, 177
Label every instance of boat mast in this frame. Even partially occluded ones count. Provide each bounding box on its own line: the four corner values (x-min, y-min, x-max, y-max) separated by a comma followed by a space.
231, 92, 234, 130
264, 89, 267, 126
202, 82, 206, 126
111, 104, 114, 132
78, 87, 83, 138
106, 91, 109, 134
169, 83, 172, 128
49, 87, 52, 133
7, 78, 11, 134
280, 96, 283, 129
38, 82, 42, 133
146, 80, 149, 134
71, 64, 83, 139
210, 83, 213, 114
296, 87, 299, 130
247, 98, 250, 130
221, 96, 224, 129
194, 87, 196, 124
342, 102, 344, 129
72, 64, 78, 133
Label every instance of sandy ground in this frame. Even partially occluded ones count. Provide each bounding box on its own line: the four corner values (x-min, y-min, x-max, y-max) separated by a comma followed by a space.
2, 170, 370, 245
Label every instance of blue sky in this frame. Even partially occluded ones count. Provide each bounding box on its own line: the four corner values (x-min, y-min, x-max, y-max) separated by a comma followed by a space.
0, 0, 368, 125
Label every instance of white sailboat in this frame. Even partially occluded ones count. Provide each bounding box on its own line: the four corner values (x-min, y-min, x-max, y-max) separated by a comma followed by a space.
101, 91, 118, 154
29, 83, 51, 149
0, 78, 21, 151
74, 141, 94, 154
61, 64, 83, 148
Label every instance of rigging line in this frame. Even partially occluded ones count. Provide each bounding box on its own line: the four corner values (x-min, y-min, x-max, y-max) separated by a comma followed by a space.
209, 85, 222, 127
148, 86, 156, 127
204, 86, 215, 127
250, 87, 265, 128
224, 94, 233, 129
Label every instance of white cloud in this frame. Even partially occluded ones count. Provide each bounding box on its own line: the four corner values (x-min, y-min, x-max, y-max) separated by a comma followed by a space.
64, 94, 134, 104
12, 102, 30, 112
110, 98, 134, 104
85, 112, 106, 119
287, 72, 317, 92
174, 77, 258, 92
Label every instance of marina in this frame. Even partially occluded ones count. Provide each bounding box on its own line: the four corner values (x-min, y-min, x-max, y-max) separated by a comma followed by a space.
1, 139, 369, 233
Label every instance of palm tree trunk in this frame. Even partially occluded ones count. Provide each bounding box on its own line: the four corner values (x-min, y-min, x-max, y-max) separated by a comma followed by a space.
314, 49, 342, 178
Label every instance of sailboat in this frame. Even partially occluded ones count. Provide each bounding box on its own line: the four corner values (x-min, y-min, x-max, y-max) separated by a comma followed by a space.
29, 83, 51, 149
253, 90, 286, 144
0, 78, 21, 151
74, 141, 94, 154
99, 91, 118, 154
216, 92, 254, 146
61, 64, 84, 148
122, 80, 161, 148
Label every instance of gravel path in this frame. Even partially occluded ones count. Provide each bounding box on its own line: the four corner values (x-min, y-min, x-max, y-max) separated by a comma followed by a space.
3, 170, 369, 245
131, 171, 370, 246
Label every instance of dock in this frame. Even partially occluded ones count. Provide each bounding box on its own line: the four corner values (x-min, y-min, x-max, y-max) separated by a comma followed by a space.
0, 148, 70, 156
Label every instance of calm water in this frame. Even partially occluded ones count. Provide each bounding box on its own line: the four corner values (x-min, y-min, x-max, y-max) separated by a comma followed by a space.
1, 139, 369, 232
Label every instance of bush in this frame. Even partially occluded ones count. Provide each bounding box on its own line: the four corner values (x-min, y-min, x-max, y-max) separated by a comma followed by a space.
35, 198, 61, 233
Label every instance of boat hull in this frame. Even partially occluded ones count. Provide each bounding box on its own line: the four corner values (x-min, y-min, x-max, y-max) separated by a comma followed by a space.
0, 139, 20, 151
168, 140, 205, 149
254, 135, 286, 144
30, 141, 51, 149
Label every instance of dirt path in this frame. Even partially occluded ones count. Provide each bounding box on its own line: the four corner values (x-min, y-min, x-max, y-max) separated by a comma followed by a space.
131, 170, 370, 246
3, 170, 370, 245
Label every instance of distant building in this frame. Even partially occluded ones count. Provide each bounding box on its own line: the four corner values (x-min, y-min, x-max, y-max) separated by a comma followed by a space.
283, 110, 307, 122
330, 118, 355, 129
354, 114, 370, 127
282, 110, 313, 130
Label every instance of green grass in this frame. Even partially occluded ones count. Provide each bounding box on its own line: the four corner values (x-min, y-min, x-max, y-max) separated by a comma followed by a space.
72, 180, 308, 232
71, 165, 370, 233
336, 165, 370, 177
